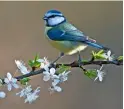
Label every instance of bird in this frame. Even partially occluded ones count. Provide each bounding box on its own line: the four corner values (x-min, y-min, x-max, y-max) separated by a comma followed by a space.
43, 9, 109, 64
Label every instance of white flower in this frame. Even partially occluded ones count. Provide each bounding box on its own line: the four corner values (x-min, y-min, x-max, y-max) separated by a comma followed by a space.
0, 91, 6, 98
49, 86, 62, 93
102, 50, 114, 61
4, 72, 19, 91
38, 57, 49, 65
15, 60, 30, 74
52, 79, 60, 86
16, 85, 32, 98
32, 87, 40, 95
16, 86, 40, 104
38, 57, 50, 71
43, 68, 59, 81
94, 65, 106, 82
37, 59, 44, 63
51, 70, 70, 86
24, 87, 40, 104
24, 93, 39, 104
58, 71, 70, 82
49, 78, 63, 94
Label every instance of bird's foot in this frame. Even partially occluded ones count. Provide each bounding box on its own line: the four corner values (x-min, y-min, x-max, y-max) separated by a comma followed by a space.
78, 58, 86, 71
78, 58, 83, 67
60, 52, 64, 57
78, 53, 83, 67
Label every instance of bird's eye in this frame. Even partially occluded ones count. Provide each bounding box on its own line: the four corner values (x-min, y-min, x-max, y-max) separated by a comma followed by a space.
48, 15, 56, 18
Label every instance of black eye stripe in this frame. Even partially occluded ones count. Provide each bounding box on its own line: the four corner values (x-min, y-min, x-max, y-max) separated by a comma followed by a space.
48, 15, 56, 18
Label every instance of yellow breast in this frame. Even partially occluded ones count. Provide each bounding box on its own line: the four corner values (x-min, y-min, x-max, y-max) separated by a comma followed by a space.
45, 27, 87, 55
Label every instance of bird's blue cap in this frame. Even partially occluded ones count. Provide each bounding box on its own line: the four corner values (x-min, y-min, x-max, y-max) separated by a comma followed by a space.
43, 10, 63, 20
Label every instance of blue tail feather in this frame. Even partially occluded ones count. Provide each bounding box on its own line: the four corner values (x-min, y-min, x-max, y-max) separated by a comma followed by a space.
84, 41, 109, 50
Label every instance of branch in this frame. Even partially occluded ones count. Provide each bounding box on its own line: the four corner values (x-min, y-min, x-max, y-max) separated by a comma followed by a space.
56, 60, 123, 67
13, 59, 122, 81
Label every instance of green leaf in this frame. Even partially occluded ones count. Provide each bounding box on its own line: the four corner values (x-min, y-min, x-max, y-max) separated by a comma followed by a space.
118, 56, 123, 61
56, 64, 71, 74
92, 50, 106, 59
34, 54, 39, 62
82, 60, 88, 63
97, 50, 104, 55
20, 77, 30, 85
33, 61, 41, 68
84, 69, 97, 79
0, 79, 3, 86
28, 54, 41, 68
28, 60, 34, 67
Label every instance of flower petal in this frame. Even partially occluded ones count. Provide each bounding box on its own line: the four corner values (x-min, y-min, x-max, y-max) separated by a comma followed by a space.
37, 59, 44, 63
44, 64, 49, 71
43, 71, 49, 75
107, 50, 111, 57
40, 63, 45, 68
7, 84, 12, 91
94, 77, 98, 81
52, 75, 59, 79
44, 57, 49, 64
34, 87, 40, 95
24, 93, 39, 104
50, 68, 56, 75
12, 83, 19, 89
20, 93, 25, 97
43, 75, 50, 81
54, 86, 62, 92
52, 79, 60, 86
0, 92, 6, 98
7, 72, 12, 81
4, 78, 9, 84
15, 60, 29, 74
62, 77, 68, 82
96, 69, 105, 82
15, 60, 20, 66
98, 75, 103, 82
12, 78, 17, 83
24, 98, 29, 103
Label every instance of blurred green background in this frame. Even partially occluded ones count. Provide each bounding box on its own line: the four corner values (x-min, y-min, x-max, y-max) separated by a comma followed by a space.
0, 1, 122, 109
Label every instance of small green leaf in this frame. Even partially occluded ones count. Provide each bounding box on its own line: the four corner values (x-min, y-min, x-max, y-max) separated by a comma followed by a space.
97, 50, 104, 55
34, 54, 39, 62
28, 60, 34, 67
28, 54, 41, 68
0, 79, 3, 86
92, 50, 106, 59
82, 60, 88, 63
33, 61, 41, 68
84, 69, 97, 79
92, 51, 95, 56
20, 77, 30, 85
118, 56, 123, 61
56, 64, 71, 74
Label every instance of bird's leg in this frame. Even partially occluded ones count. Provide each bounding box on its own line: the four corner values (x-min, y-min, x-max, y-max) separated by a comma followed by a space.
52, 52, 64, 64
78, 51, 86, 71
78, 51, 82, 67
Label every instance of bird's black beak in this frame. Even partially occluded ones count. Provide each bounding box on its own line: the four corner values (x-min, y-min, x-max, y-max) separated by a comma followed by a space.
43, 16, 47, 20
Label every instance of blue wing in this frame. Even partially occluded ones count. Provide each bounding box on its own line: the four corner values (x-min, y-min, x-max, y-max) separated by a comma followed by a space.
47, 23, 108, 50
47, 27, 89, 42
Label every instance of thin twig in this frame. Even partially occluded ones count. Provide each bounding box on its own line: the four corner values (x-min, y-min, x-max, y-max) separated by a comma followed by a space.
1, 59, 122, 83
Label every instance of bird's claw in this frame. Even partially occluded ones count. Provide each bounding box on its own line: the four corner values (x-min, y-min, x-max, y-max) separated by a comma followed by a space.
78, 58, 83, 67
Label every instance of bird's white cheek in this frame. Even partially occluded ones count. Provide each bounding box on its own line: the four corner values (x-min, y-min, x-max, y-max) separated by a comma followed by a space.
48, 18, 57, 25
45, 20, 47, 25
48, 17, 65, 26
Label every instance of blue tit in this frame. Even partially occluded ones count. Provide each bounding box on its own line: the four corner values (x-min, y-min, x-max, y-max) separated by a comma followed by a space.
43, 10, 109, 63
